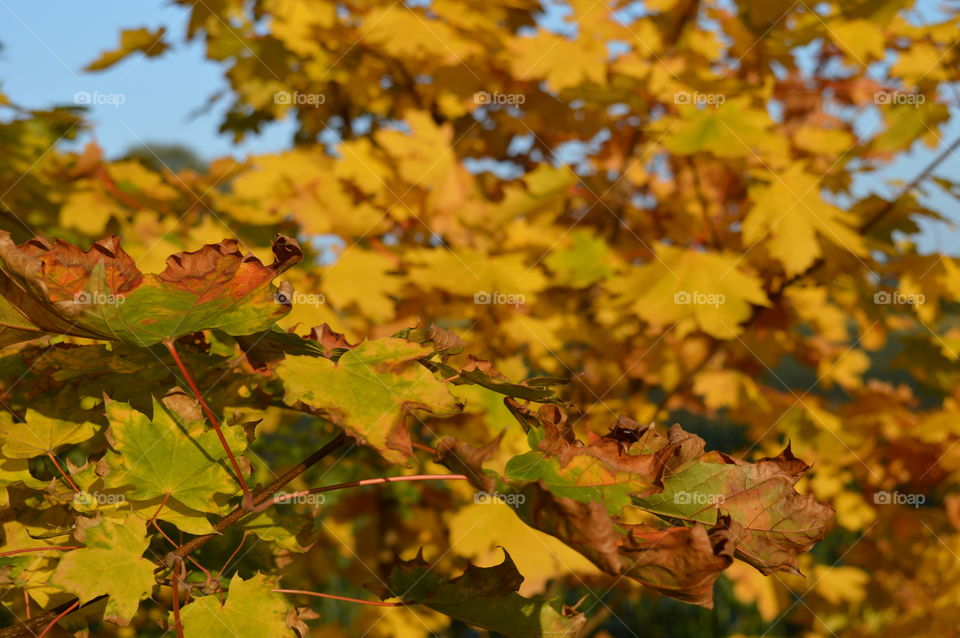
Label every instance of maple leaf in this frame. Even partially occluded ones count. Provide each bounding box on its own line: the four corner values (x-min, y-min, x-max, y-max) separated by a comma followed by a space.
367, 549, 586, 638
632, 445, 835, 574
0, 409, 98, 459
85, 27, 169, 71
510, 31, 607, 92
406, 248, 548, 299
500, 410, 704, 517
662, 98, 779, 158
102, 398, 248, 513
828, 19, 885, 63
48, 515, 156, 625
321, 248, 402, 322
544, 230, 616, 287
743, 164, 867, 276
608, 243, 769, 339
277, 338, 463, 464
0, 296, 48, 347
619, 518, 741, 607
178, 573, 290, 638
0, 232, 302, 346
437, 407, 833, 605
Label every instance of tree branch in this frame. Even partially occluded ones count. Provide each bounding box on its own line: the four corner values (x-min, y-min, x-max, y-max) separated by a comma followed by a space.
174, 431, 348, 559
0, 432, 349, 638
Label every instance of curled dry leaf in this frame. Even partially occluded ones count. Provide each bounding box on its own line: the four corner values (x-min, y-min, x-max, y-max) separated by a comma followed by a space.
422, 357, 567, 403
434, 406, 833, 606
0, 231, 302, 346
435, 430, 505, 493
620, 516, 742, 607
306, 323, 356, 356
632, 444, 835, 575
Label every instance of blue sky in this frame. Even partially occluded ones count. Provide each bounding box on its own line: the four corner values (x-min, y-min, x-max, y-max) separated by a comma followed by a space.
0, 0, 296, 158
1, 0, 958, 254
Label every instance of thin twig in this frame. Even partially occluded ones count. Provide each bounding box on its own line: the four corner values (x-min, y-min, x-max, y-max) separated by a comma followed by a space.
255, 474, 467, 512
46, 452, 80, 494
217, 531, 249, 578
0, 547, 79, 558
173, 431, 348, 559
164, 338, 253, 509
273, 589, 412, 607
37, 600, 78, 638
169, 557, 186, 638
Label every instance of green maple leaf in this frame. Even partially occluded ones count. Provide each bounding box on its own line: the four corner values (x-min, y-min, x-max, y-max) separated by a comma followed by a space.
129, 498, 217, 535
178, 572, 289, 638
0, 295, 46, 347
102, 398, 247, 513
277, 338, 462, 464
608, 243, 769, 340
0, 409, 98, 459
49, 515, 156, 625
662, 97, 778, 158
0, 232, 301, 347
544, 230, 615, 287
368, 549, 585, 638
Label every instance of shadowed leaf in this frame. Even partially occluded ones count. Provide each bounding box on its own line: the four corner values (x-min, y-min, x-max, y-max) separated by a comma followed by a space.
367, 549, 586, 638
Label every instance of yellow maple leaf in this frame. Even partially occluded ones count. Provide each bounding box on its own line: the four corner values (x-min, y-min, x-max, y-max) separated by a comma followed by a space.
363, 7, 477, 61
725, 560, 781, 620
812, 565, 870, 605
608, 244, 769, 339
829, 19, 886, 63
322, 248, 403, 321
892, 42, 947, 83
265, 0, 335, 56
406, 248, 547, 299
743, 163, 866, 276
375, 111, 456, 188
510, 31, 607, 92
60, 189, 123, 237
446, 502, 599, 595
662, 97, 782, 159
